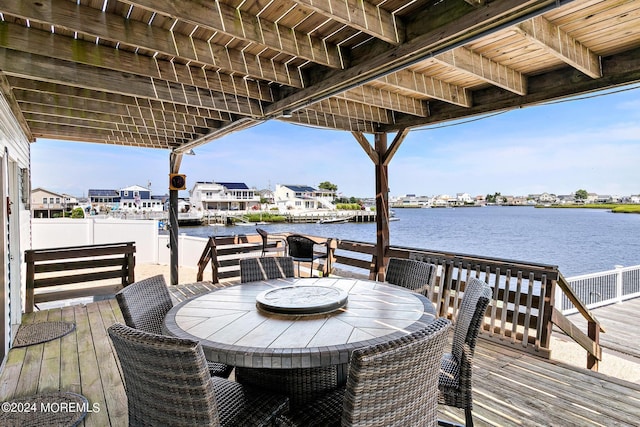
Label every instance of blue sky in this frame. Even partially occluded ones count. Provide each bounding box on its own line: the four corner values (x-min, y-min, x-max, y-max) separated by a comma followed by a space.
31, 84, 640, 199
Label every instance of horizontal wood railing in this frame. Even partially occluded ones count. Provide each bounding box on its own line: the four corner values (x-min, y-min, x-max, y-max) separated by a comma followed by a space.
25, 242, 135, 313
202, 233, 602, 370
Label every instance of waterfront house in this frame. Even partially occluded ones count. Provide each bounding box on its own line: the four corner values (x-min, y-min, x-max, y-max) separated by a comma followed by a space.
88, 189, 120, 213
274, 184, 335, 210
118, 185, 163, 213
190, 181, 260, 212
30, 187, 78, 218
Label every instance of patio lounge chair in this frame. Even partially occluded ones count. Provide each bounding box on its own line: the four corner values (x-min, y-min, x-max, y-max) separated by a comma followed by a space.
115, 275, 233, 378
257, 228, 287, 256
385, 257, 438, 296
108, 323, 289, 427
276, 318, 451, 426
438, 277, 492, 427
286, 234, 330, 277
240, 256, 295, 283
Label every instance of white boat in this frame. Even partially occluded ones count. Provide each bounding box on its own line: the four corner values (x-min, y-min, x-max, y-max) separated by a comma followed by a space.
318, 216, 351, 224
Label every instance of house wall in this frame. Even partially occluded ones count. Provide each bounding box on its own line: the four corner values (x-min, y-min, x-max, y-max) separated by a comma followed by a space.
0, 90, 31, 361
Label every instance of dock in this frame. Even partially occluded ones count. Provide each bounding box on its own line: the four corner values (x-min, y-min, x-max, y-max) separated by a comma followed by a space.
1, 283, 638, 426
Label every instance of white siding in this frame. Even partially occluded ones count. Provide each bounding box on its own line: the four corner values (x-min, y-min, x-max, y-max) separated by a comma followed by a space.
0, 90, 32, 360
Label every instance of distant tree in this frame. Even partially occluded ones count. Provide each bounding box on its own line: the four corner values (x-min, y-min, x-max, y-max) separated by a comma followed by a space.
575, 189, 588, 200
71, 207, 85, 218
318, 181, 338, 192
486, 192, 502, 203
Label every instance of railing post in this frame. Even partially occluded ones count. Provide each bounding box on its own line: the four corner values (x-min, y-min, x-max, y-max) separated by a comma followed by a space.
587, 320, 600, 371
25, 250, 35, 313
615, 265, 624, 303
126, 242, 136, 285
539, 276, 556, 351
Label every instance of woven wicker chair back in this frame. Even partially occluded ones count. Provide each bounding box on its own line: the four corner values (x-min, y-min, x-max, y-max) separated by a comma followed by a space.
240, 257, 295, 283
115, 275, 172, 335
451, 278, 492, 362
385, 258, 437, 295
108, 323, 219, 426
342, 318, 451, 426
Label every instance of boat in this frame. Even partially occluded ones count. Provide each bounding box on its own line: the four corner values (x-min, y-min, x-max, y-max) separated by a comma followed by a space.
317, 216, 352, 224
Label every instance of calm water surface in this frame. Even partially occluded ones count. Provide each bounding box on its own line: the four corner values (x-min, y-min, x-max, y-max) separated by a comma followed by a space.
180, 207, 640, 277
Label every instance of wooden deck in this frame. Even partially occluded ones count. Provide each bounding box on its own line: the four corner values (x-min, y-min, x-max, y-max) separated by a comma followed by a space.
1, 284, 639, 426
565, 297, 640, 360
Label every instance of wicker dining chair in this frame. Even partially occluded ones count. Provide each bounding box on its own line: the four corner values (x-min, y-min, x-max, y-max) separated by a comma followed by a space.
276, 318, 451, 427
240, 256, 295, 283
286, 234, 329, 277
257, 228, 287, 256
385, 257, 438, 296
108, 323, 289, 427
115, 275, 233, 378
438, 277, 492, 427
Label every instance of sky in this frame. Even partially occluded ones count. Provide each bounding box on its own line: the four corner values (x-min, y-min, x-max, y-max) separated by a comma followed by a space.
31, 84, 640, 199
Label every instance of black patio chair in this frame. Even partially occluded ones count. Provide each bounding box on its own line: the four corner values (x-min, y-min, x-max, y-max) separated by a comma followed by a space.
286, 234, 330, 277
276, 318, 451, 426
256, 228, 287, 256
240, 256, 295, 282
115, 274, 233, 378
108, 323, 289, 427
438, 277, 492, 427
385, 257, 438, 296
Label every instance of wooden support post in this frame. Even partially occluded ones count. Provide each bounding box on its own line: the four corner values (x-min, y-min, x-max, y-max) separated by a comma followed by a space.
169, 152, 183, 286
374, 132, 389, 281
352, 129, 409, 281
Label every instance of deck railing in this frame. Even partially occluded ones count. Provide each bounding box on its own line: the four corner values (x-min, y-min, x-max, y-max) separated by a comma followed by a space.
561, 265, 640, 314
25, 242, 136, 313
334, 239, 603, 370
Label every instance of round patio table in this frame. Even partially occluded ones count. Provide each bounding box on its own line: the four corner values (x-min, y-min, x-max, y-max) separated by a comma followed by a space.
163, 277, 437, 404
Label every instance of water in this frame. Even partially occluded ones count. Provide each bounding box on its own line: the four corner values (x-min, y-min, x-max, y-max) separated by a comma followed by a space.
179, 206, 640, 277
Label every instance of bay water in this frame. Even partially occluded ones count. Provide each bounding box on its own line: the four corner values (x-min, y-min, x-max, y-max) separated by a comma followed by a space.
180, 206, 640, 277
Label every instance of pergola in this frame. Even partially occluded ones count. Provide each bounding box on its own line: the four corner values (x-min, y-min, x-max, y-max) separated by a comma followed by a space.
1, 0, 639, 284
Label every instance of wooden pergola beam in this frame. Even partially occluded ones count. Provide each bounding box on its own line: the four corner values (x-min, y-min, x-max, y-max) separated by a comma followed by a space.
10, 79, 232, 123
0, 0, 303, 87
0, 22, 277, 101
0, 73, 33, 142
27, 123, 182, 148
385, 45, 640, 132
0, 49, 264, 117
285, 111, 378, 133
307, 98, 393, 124
265, 0, 549, 118
379, 69, 472, 107
128, 0, 342, 68
351, 131, 379, 164
383, 128, 410, 166
434, 47, 528, 95
516, 16, 601, 79
290, 0, 403, 45
340, 86, 429, 117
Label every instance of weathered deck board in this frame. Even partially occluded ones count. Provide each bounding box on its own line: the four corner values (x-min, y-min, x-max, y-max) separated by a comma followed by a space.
565, 298, 640, 359
0, 284, 638, 426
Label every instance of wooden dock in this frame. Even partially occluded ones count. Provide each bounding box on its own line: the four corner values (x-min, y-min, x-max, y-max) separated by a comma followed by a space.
1, 284, 639, 426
